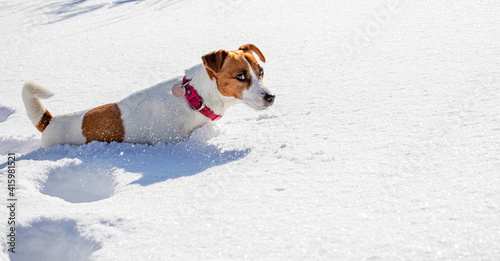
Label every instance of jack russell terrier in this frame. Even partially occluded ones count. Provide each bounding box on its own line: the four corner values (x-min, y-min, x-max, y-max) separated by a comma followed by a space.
22, 44, 275, 148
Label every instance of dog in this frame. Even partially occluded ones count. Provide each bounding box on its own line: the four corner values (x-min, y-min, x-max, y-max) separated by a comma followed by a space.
22, 44, 275, 148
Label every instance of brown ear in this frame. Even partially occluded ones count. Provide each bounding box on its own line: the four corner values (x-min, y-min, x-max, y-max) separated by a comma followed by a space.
202, 50, 229, 79
239, 44, 266, 63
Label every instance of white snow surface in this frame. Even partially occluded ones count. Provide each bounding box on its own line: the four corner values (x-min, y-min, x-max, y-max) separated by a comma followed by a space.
1, 0, 499, 260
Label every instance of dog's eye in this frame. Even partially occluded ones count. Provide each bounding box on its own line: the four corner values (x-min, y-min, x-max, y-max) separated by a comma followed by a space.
259, 68, 264, 77
235, 73, 246, 82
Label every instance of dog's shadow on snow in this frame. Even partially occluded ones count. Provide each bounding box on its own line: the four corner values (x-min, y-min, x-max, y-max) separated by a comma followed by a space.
16, 137, 250, 187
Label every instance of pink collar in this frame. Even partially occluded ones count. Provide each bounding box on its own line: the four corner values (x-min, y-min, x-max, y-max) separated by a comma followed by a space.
182, 76, 222, 121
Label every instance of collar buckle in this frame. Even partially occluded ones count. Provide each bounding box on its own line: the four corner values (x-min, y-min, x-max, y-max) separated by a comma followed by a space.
191, 97, 206, 112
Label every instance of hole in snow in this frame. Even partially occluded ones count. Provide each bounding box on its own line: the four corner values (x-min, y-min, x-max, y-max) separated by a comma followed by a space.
9, 219, 100, 261
0, 106, 15, 123
40, 160, 117, 203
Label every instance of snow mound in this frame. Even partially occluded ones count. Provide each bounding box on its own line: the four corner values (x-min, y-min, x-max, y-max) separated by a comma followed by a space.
20, 124, 248, 188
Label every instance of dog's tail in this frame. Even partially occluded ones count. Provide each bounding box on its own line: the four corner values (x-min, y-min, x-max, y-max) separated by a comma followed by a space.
22, 82, 54, 132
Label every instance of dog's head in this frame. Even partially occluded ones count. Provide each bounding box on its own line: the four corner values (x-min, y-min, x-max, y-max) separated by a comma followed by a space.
202, 44, 275, 110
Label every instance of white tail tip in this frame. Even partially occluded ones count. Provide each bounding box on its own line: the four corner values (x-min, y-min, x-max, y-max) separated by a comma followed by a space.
22, 82, 54, 127
23, 82, 54, 99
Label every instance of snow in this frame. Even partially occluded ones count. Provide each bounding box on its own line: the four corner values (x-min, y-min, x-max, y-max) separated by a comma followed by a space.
1, 0, 499, 260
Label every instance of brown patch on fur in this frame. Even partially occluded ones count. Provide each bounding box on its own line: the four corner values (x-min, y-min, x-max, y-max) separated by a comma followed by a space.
201, 44, 266, 99
36, 110, 53, 132
216, 53, 253, 98
202, 50, 229, 80
81, 103, 125, 143
238, 44, 266, 63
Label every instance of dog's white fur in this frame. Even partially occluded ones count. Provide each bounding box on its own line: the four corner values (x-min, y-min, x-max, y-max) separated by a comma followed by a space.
118, 64, 240, 145
23, 62, 271, 148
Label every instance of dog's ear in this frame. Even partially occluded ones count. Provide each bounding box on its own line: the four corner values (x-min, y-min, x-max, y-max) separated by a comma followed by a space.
202, 50, 229, 80
239, 44, 266, 63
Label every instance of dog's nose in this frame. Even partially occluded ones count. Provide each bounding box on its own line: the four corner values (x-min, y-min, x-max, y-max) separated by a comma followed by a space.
264, 93, 275, 105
